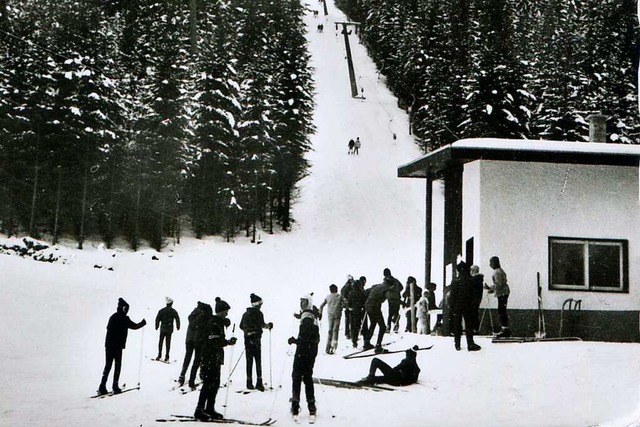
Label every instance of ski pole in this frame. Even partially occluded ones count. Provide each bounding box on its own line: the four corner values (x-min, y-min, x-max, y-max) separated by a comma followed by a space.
223, 324, 235, 417
486, 293, 495, 333
268, 328, 273, 390
137, 325, 145, 389
224, 348, 245, 386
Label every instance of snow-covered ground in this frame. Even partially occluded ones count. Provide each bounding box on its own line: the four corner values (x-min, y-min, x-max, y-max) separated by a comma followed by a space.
2, 3, 640, 427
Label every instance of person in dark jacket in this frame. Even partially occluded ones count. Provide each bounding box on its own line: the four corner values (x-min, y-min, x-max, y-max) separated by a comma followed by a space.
469, 265, 485, 333
358, 347, 421, 386
385, 271, 403, 333
448, 262, 481, 351
363, 268, 395, 353
288, 294, 320, 418
340, 275, 354, 339
348, 277, 367, 348
239, 293, 273, 391
155, 297, 181, 361
402, 276, 422, 333
188, 302, 213, 388
194, 297, 236, 421
178, 301, 207, 386
98, 298, 146, 395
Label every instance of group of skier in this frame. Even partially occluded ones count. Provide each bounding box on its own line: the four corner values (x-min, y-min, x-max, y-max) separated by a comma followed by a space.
347, 137, 362, 154
96, 294, 272, 422
95, 258, 509, 421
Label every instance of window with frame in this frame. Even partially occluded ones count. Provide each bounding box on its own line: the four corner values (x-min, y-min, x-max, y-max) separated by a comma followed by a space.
549, 237, 628, 292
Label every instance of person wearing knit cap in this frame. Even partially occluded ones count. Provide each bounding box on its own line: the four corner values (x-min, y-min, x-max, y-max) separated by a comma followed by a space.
194, 297, 237, 421
155, 297, 181, 362
288, 293, 320, 419
240, 293, 273, 391
98, 298, 147, 395
358, 346, 421, 386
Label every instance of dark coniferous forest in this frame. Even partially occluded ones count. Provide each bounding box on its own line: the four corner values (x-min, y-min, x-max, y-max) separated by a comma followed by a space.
1, 0, 639, 250
0, 0, 315, 249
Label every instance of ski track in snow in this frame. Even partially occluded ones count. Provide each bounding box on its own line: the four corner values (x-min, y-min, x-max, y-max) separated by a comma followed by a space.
0, 4, 640, 427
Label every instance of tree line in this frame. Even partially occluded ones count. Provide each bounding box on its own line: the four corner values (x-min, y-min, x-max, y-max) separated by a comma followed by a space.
0, 0, 315, 250
336, 0, 640, 151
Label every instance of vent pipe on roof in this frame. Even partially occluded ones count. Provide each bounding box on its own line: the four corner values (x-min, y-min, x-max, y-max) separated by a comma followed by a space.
587, 112, 606, 143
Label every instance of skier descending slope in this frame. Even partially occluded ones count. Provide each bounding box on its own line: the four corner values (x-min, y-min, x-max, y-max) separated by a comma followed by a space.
288, 294, 320, 423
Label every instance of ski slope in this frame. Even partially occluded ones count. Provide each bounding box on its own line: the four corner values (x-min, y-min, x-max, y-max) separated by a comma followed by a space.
1, 2, 640, 427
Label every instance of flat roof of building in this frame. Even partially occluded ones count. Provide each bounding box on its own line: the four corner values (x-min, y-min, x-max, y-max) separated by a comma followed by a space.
398, 138, 640, 179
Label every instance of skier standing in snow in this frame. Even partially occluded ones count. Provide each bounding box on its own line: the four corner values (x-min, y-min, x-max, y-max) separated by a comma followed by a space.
348, 276, 367, 348
318, 284, 343, 354
448, 262, 481, 351
358, 347, 421, 386
402, 276, 422, 333
178, 301, 206, 386
98, 298, 146, 395
363, 268, 395, 353
354, 137, 361, 155
194, 297, 236, 421
239, 293, 273, 391
385, 270, 403, 333
188, 301, 213, 388
288, 294, 320, 419
485, 256, 511, 337
340, 275, 355, 339
155, 297, 180, 361
469, 265, 485, 332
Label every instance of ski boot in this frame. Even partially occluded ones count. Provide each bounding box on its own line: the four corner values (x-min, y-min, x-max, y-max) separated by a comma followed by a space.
246, 379, 254, 390
97, 384, 108, 396
468, 343, 482, 352
495, 327, 511, 338
308, 400, 317, 424
374, 345, 388, 354
256, 378, 265, 392
362, 342, 374, 351
290, 399, 300, 421
112, 384, 122, 394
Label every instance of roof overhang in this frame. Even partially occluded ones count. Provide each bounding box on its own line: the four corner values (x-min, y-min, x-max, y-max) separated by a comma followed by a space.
398, 138, 640, 179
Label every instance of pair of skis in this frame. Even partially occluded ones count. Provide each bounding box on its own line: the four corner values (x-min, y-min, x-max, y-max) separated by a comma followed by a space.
313, 377, 395, 392
343, 343, 433, 360
156, 414, 275, 425
90, 384, 139, 399
492, 272, 581, 343
492, 336, 582, 344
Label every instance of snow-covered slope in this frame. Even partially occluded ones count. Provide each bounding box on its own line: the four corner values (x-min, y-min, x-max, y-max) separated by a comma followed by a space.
1, 3, 639, 427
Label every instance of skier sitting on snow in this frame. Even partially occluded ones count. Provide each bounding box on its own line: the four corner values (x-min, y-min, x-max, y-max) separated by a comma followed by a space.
358, 347, 421, 386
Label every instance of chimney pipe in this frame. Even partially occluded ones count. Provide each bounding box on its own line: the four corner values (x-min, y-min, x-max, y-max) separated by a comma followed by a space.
587, 112, 606, 143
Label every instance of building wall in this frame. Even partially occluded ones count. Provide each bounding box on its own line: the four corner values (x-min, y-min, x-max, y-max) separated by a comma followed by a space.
460, 160, 640, 340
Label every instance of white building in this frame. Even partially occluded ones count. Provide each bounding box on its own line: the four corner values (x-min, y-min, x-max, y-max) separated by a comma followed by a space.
398, 137, 640, 341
